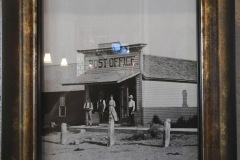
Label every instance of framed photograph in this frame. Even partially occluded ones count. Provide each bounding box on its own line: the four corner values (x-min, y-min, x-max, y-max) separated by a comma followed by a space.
0, 0, 237, 160
42, 1, 199, 160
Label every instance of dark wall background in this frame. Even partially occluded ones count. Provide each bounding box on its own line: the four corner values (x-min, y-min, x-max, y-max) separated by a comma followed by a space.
42, 91, 86, 125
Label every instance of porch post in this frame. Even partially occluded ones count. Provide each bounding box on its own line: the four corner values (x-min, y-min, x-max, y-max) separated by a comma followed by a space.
108, 108, 115, 146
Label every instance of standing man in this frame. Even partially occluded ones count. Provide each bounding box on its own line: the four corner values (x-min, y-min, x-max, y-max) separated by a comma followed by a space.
83, 97, 93, 126
97, 95, 106, 123
128, 95, 135, 126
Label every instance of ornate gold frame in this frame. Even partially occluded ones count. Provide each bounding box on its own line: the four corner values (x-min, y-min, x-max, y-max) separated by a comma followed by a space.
1, 0, 237, 159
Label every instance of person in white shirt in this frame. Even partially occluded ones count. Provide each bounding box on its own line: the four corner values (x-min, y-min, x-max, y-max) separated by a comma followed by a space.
83, 97, 93, 126
128, 95, 135, 126
97, 95, 106, 123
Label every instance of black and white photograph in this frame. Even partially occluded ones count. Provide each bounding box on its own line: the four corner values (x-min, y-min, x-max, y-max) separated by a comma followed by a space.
41, 0, 198, 159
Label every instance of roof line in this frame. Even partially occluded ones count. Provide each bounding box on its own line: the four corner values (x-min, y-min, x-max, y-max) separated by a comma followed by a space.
142, 75, 197, 84
143, 54, 197, 62
117, 71, 140, 83
62, 81, 118, 86
77, 43, 147, 53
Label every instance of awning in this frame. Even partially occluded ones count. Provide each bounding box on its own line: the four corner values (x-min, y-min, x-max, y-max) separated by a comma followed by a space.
62, 69, 140, 85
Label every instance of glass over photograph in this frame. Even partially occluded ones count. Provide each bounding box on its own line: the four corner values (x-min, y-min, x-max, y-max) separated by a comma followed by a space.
41, 0, 198, 159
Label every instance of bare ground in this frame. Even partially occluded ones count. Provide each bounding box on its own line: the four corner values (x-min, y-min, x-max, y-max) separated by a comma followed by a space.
42, 131, 198, 160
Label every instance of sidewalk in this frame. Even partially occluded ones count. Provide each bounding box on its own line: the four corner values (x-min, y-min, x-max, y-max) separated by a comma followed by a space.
68, 124, 149, 134
68, 124, 198, 134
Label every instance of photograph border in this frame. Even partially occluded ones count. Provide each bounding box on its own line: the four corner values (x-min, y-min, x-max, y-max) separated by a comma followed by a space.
1, 0, 237, 159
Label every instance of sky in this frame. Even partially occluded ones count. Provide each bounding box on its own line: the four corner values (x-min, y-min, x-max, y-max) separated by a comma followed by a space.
44, 0, 197, 65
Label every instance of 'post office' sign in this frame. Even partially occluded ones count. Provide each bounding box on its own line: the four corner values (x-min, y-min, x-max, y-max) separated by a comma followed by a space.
85, 53, 140, 70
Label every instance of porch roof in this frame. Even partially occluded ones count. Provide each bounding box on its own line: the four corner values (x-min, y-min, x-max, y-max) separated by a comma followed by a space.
62, 69, 140, 85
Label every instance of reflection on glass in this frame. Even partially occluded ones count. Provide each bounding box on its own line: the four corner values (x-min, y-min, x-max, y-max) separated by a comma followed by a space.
43, 53, 52, 64
60, 58, 68, 66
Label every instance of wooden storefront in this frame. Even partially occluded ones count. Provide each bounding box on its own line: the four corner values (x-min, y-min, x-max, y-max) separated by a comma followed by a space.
64, 44, 146, 125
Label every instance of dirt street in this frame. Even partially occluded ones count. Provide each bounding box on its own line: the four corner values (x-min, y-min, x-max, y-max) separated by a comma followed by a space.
42, 131, 198, 160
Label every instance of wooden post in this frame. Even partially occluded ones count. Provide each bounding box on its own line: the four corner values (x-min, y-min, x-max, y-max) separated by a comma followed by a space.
164, 119, 171, 147
108, 108, 115, 147
60, 123, 67, 145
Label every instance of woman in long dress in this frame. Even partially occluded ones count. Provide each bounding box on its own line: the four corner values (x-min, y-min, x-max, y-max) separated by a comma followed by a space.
108, 95, 119, 121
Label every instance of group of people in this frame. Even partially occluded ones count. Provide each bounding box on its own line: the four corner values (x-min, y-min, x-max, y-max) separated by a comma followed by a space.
83, 94, 135, 126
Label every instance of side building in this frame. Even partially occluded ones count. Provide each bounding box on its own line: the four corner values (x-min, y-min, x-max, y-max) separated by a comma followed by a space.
142, 55, 197, 124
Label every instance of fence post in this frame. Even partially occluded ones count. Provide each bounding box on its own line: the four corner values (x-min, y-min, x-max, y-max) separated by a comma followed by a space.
108, 108, 115, 147
164, 119, 171, 147
61, 123, 67, 145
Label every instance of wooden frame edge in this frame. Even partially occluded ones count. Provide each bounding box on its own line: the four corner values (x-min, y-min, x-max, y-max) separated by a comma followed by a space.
201, 0, 236, 159
2, 0, 37, 159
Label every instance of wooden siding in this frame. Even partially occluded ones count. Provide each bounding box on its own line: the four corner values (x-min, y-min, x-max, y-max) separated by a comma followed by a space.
136, 75, 142, 111
142, 81, 197, 107
135, 75, 143, 125
142, 107, 197, 124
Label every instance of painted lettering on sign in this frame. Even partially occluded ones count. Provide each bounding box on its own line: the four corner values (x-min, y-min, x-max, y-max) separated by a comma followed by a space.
85, 54, 139, 69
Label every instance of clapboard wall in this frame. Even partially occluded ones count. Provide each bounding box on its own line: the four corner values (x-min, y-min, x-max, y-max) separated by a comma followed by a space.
135, 74, 143, 125
142, 81, 197, 107
142, 80, 197, 124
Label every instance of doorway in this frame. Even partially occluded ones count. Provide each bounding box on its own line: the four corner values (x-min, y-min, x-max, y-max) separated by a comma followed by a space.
88, 77, 136, 125
89, 84, 121, 123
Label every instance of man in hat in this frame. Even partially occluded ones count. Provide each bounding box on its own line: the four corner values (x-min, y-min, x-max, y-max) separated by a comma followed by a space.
128, 95, 135, 126
97, 94, 106, 123
83, 97, 93, 126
